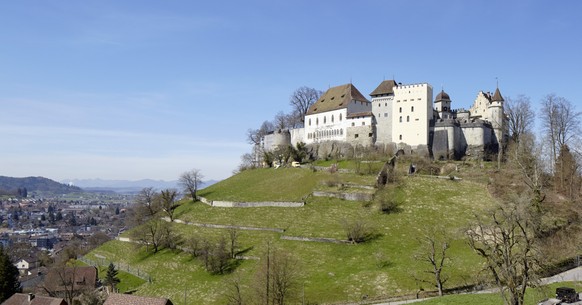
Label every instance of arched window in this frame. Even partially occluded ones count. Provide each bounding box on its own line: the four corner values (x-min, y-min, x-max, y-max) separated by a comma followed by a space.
407, 116, 410, 122
399, 107, 402, 113
324, 116, 326, 124
331, 115, 334, 123
308, 118, 311, 126
340, 129, 344, 135
339, 113, 342, 121
316, 118, 319, 125
411, 106, 414, 112
399, 116, 402, 123
399, 135, 402, 140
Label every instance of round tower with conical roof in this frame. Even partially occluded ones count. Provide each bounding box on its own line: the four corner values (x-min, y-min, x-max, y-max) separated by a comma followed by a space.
488, 87, 505, 143
434, 89, 452, 119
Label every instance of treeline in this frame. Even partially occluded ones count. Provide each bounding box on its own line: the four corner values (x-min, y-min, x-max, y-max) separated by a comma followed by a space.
0, 176, 82, 195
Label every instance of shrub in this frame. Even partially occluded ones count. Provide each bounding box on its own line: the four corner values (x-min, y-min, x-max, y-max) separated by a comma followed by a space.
378, 198, 401, 214
342, 219, 374, 244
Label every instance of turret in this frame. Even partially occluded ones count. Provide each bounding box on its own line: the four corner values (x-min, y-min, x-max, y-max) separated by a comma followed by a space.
488, 87, 505, 142
434, 89, 452, 119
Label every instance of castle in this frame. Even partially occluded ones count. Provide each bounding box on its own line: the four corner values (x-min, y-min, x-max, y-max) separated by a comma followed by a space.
263, 80, 506, 160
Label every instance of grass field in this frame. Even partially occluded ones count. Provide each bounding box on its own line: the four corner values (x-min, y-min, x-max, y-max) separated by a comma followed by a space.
87, 165, 503, 304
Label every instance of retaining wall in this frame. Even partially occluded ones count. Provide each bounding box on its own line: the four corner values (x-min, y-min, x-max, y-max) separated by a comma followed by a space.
197, 196, 303, 207
312, 191, 374, 201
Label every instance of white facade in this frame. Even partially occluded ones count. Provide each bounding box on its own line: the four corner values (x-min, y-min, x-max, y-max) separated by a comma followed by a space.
304, 108, 349, 144
391, 83, 433, 146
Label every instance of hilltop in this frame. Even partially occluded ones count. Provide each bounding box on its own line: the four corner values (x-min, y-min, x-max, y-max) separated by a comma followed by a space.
0, 175, 82, 196
86, 159, 503, 304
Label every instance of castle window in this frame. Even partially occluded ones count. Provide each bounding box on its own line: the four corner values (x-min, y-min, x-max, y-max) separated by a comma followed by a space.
351, 122, 355, 127
384, 113, 388, 117
368, 133, 373, 137
316, 118, 319, 125
362, 122, 365, 126
331, 115, 334, 123
399, 116, 402, 123
411, 106, 414, 112
399, 135, 402, 140
378, 103, 380, 107
399, 107, 402, 113
340, 129, 343, 135
385, 103, 387, 106
324, 116, 326, 124
355, 134, 359, 138
407, 116, 410, 122
308, 118, 311, 126
339, 113, 342, 121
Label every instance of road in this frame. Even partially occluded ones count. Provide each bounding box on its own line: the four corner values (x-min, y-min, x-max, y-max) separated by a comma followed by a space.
371, 266, 582, 305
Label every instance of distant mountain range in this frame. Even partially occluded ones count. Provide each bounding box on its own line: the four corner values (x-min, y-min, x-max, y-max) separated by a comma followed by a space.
62, 178, 219, 194
0, 176, 82, 195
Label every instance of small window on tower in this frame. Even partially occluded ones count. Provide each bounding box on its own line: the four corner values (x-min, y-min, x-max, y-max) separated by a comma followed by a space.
399, 135, 402, 140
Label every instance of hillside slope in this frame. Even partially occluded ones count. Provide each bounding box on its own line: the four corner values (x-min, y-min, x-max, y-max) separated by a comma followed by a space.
87, 166, 496, 305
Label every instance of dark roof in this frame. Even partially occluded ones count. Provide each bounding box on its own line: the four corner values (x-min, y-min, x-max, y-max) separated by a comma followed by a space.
370, 80, 398, 96
306, 84, 370, 115
346, 111, 373, 118
492, 87, 504, 102
42, 266, 97, 293
435, 90, 451, 103
103, 294, 173, 305
1, 293, 67, 305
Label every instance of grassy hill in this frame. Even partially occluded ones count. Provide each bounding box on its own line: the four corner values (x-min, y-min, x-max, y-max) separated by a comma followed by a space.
86, 162, 502, 304
0, 175, 82, 195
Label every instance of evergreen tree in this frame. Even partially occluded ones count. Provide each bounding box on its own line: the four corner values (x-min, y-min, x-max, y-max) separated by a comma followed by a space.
103, 263, 120, 293
0, 246, 21, 302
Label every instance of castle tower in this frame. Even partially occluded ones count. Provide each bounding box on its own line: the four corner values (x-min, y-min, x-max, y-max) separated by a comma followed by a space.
488, 87, 505, 144
434, 89, 452, 119
370, 79, 398, 145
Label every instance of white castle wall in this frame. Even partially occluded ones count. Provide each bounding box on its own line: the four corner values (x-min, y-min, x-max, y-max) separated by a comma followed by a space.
290, 128, 305, 147
392, 83, 433, 146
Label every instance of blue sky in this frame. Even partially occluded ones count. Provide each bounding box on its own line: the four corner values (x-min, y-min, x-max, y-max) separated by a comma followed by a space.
1, 1, 581, 181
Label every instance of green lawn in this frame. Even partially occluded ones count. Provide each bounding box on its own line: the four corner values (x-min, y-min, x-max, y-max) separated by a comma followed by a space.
87, 167, 498, 305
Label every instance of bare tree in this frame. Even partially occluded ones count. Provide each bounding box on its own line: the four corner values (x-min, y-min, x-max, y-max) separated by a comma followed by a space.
254, 244, 301, 305
179, 169, 204, 201
225, 274, 246, 305
229, 227, 239, 259
554, 144, 580, 199
132, 218, 171, 253
274, 111, 288, 130
247, 121, 275, 146
540, 94, 581, 171
289, 86, 323, 125
505, 95, 535, 145
413, 230, 450, 296
159, 188, 179, 222
134, 187, 160, 219
467, 196, 539, 305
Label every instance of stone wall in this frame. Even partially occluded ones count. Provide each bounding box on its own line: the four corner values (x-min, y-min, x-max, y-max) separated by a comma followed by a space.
197, 196, 304, 208
346, 125, 375, 147
312, 191, 374, 201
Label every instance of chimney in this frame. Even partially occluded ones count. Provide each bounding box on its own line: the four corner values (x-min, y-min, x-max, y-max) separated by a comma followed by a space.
28, 293, 35, 302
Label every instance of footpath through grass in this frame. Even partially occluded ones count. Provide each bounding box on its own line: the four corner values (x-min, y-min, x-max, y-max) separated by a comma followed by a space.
414, 281, 582, 305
